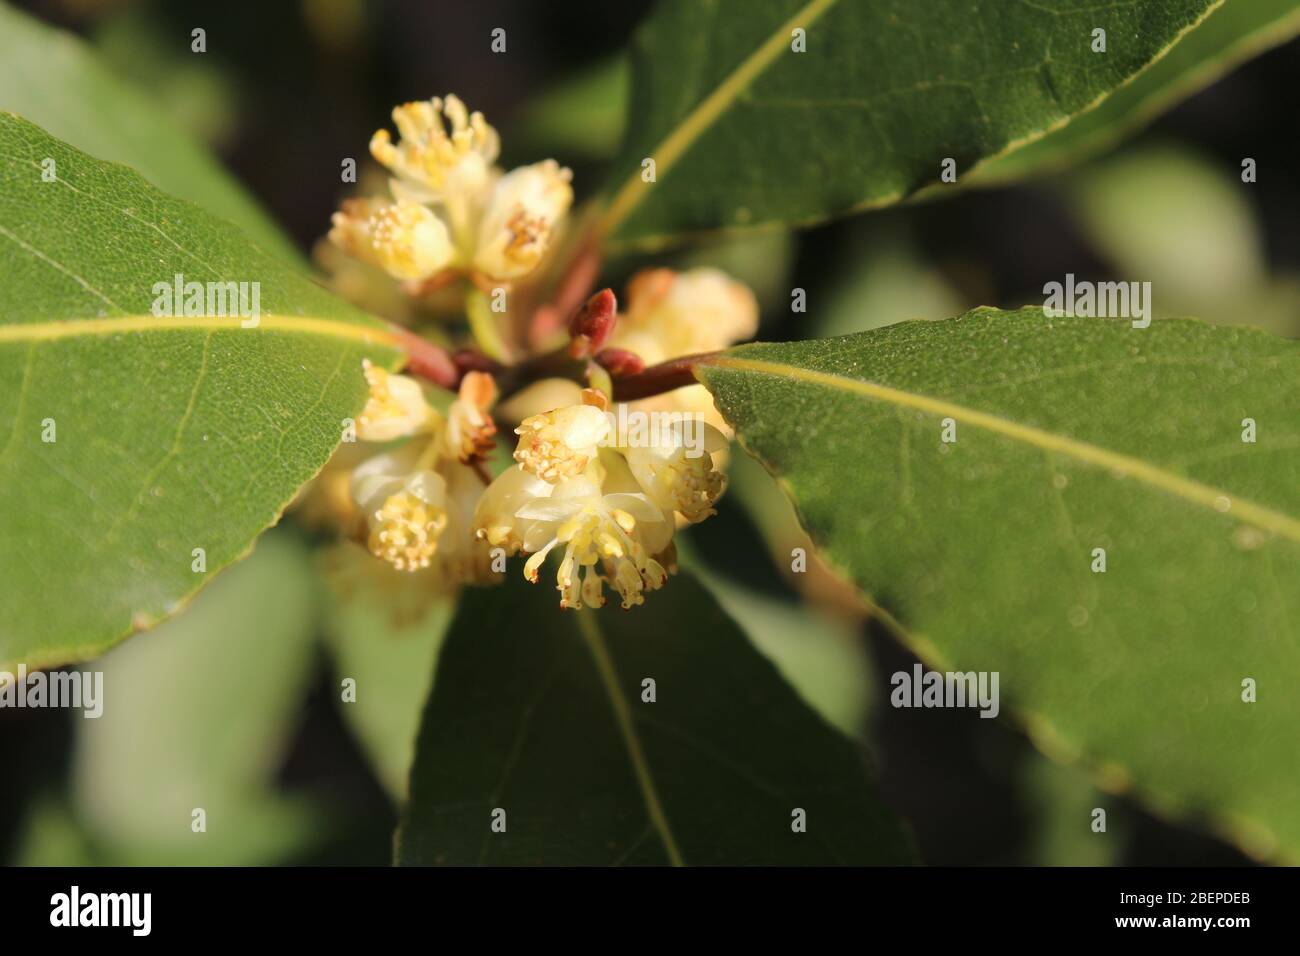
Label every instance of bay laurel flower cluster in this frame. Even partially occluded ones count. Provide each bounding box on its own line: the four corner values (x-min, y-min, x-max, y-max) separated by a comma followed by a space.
329, 95, 573, 286
474, 390, 728, 609
316, 93, 758, 610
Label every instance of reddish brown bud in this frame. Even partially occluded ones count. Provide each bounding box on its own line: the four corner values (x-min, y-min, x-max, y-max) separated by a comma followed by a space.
594, 347, 645, 377
567, 288, 617, 357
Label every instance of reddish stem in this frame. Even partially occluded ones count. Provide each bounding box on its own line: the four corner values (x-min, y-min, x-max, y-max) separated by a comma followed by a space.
611, 353, 717, 401
385, 324, 459, 389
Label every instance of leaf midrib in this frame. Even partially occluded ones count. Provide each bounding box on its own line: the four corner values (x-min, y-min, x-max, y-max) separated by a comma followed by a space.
577, 611, 685, 866
702, 354, 1300, 543
0, 314, 401, 347
600, 0, 1226, 243
600, 0, 839, 236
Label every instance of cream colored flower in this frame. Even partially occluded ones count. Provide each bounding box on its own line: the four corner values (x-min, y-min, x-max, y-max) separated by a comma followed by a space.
513, 402, 610, 483
333, 95, 572, 285
356, 359, 436, 443
472, 463, 557, 555
476, 421, 679, 608
616, 267, 759, 360
351, 449, 449, 572
370, 95, 499, 203
329, 198, 454, 282
622, 418, 729, 523
350, 367, 502, 585
472, 161, 574, 280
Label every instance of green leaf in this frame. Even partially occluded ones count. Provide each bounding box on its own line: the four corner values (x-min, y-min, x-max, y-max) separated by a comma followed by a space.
0, 3, 299, 262
58, 532, 322, 865
397, 572, 913, 865
511, 56, 630, 162
681, 541, 873, 738
320, 546, 452, 802
696, 309, 1300, 861
972, 0, 1300, 184
604, 0, 1219, 246
1065, 145, 1300, 338
0, 114, 401, 670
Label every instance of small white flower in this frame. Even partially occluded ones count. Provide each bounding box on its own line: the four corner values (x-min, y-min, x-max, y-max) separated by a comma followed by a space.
623, 419, 729, 523
609, 267, 759, 435
333, 95, 573, 285
356, 359, 436, 443
369, 95, 500, 203
472, 463, 556, 555
472, 161, 574, 280
513, 401, 610, 483
518, 467, 671, 611
616, 267, 759, 361
329, 198, 454, 282
476, 446, 674, 610
351, 448, 449, 572
350, 367, 502, 584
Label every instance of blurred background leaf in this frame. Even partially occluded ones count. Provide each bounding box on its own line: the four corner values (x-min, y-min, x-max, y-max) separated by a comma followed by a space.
0, 2, 299, 261
513, 55, 628, 162
16, 532, 322, 865
399, 572, 913, 865
1065, 144, 1300, 337
319, 545, 452, 802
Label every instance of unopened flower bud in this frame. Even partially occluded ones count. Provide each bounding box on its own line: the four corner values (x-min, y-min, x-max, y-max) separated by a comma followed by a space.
567, 288, 618, 357
594, 347, 645, 377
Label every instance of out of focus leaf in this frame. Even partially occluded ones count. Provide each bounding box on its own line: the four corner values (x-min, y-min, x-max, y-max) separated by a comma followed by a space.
817, 232, 964, 337
67, 533, 322, 865
92, 5, 241, 149
321, 546, 452, 802
1068, 145, 1300, 336
0, 3, 298, 261
398, 572, 913, 865
512, 56, 629, 161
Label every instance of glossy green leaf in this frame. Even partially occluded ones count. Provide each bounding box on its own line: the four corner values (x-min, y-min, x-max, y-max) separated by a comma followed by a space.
0, 3, 299, 262
398, 572, 913, 865
972, 0, 1300, 184
604, 0, 1218, 246
697, 308, 1300, 861
0, 114, 401, 670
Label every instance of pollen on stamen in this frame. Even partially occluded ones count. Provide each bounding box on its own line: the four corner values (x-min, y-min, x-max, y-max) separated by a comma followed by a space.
368, 491, 448, 572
